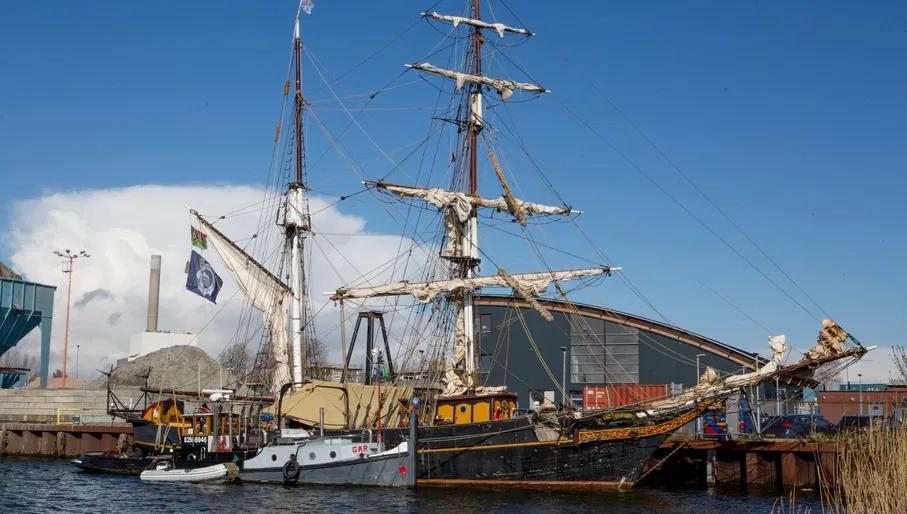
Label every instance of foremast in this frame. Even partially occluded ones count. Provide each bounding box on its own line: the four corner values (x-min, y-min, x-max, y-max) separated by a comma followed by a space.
283, 14, 312, 386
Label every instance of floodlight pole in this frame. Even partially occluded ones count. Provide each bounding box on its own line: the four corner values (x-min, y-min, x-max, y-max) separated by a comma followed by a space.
54, 249, 90, 389
696, 353, 706, 436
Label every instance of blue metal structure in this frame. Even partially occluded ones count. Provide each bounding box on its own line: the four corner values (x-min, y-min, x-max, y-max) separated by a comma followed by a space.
0, 278, 55, 388
0, 367, 29, 388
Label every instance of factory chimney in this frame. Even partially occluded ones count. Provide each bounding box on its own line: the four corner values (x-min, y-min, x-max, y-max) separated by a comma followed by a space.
146, 255, 161, 332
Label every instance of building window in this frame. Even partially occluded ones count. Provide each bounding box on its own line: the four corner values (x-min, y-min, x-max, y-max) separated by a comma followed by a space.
569, 318, 640, 384
570, 318, 605, 383
479, 353, 492, 376
475, 313, 492, 335
605, 322, 639, 383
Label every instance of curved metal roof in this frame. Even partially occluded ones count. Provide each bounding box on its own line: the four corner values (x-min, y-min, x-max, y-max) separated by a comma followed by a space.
474, 294, 764, 369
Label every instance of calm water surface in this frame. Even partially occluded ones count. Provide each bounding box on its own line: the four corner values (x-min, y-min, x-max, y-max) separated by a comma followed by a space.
0, 458, 817, 513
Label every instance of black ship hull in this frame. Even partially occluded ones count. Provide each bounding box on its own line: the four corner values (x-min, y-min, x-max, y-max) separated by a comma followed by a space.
381, 412, 686, 489
71, 451, 154, 475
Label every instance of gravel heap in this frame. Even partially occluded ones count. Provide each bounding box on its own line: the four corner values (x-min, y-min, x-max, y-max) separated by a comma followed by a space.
91, 345, 238, 392
0, 260, 22, 280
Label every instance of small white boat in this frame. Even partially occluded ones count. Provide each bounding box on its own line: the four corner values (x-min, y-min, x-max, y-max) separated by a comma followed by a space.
140, 463, 234, 483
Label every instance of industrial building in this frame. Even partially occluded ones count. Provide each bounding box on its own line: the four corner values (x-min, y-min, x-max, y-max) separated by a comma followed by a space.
473, 295, 766, 409
0, 261, 55, 388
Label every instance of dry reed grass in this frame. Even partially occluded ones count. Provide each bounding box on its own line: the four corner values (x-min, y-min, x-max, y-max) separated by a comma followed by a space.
769, 489, 812, 514
821, 423, 907, 513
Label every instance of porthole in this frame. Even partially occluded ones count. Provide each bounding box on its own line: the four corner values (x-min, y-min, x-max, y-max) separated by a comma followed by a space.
459, 405, 467, 413
271, 454, 277, 462
330, 451, 337, 459
309, 452, 317, 461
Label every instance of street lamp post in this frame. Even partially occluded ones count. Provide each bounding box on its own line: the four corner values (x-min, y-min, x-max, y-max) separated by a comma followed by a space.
858, 373, 863, 416
696, 353, 706, 436
76, 344, 80, 380
776, 377, 781, 416
560, 346, 568, 408
53, 249, 90, 389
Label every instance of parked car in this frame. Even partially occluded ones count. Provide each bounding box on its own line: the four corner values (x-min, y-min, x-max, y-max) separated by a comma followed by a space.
701, 413, 728, 438
735, 397, 769, 436
838, 415, 870, 431
761, 414, 838, 438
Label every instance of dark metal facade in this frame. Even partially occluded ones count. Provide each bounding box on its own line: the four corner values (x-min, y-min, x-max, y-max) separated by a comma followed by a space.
474, 295, 760, 408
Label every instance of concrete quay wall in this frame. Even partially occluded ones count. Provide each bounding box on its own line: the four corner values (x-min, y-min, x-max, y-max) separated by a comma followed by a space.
0, 387, 144, 424
0, 423, 132, 458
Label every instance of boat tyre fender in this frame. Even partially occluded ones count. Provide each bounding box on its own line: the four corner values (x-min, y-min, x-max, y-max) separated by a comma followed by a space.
283, 454, 300, 482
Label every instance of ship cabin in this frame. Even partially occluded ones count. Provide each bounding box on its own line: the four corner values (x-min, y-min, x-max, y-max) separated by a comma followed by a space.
435, 392, 518, 425
137, 398, 243, 451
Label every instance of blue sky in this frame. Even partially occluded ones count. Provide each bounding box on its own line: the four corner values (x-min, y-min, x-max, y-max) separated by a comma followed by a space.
2, 1, 905, 375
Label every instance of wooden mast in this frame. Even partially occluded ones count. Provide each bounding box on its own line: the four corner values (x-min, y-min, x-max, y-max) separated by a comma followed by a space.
461, 0, 484, 391
468, 0, 481, 197
294, 18, 304, 185
286, 15, 308, 384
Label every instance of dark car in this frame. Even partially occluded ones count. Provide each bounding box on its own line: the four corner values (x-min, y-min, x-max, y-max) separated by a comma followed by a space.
838, 415, 879, 432
761, 414, 838, 438
701, 413, 728, 438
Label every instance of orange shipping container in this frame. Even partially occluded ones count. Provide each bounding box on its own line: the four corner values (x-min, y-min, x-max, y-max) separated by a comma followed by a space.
583, 384, 671, 410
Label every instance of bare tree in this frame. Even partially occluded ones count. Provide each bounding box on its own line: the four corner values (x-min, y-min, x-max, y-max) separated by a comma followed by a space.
0, 350, 40, 381
218, 341, 253, 382
893, 346, 907, 384
308, 337, 327, 367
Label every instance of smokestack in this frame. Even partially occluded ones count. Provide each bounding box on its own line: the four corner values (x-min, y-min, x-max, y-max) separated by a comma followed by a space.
147, 255, 161, 332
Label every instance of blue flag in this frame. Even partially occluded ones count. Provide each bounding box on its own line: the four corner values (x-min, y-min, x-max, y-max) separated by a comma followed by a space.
186, 250, 223, 303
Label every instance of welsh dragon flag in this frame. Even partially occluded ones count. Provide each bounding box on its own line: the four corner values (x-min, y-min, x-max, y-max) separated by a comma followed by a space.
191, 227, 208, 250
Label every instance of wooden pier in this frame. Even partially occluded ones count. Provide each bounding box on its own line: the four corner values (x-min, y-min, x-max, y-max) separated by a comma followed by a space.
644, 438, 836, 490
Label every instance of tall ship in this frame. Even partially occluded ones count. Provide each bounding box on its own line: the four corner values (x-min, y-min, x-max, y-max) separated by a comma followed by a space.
181, 0, 872, 489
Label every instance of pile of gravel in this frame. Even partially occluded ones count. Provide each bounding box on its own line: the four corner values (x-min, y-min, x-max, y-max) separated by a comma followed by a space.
0, 260, 22, 280
91, 345, 238, 392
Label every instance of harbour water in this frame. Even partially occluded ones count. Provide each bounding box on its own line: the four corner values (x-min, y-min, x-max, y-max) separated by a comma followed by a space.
0, 457, 818, 513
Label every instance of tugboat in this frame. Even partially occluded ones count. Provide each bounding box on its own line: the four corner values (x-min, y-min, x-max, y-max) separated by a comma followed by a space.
240, 411, 417, 487
72, 390, 268, 476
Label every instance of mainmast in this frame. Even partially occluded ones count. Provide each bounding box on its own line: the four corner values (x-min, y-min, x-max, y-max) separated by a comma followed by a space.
284, 15, 311, 385
345, 5, 554, 396
460, 0, 483, 391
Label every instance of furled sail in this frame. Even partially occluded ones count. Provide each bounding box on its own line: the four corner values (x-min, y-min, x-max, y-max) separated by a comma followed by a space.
642, 324, 872, 415
191, 211, 293, 392
330, 267, 617, 302
368, 181, 576, 257
371, 181, 574, 221
406, 62, 548, 99
422, 11, 534, 38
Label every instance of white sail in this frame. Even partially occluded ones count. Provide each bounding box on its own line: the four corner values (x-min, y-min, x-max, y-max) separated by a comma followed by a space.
330, 267, 617, 302
422, 11, 534, 38
192, 212, 293, 392
407, 62, 548, 99
370, 181, 576, 257
374, 182, 575, 221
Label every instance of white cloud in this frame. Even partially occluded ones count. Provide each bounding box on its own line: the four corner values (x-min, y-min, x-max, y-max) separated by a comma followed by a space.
6, 184, 417, 379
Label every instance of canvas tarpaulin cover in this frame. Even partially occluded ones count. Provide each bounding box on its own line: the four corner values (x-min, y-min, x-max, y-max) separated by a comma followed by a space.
272, 380, 414, 430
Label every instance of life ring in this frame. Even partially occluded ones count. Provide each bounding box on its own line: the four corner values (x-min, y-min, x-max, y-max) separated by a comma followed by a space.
283, 454, 300, 482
